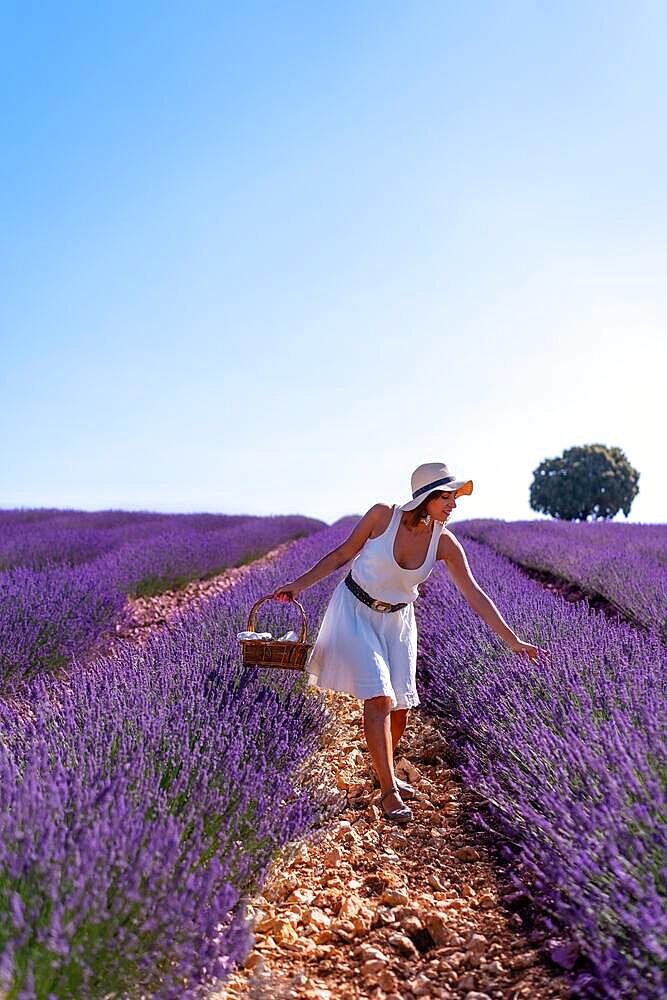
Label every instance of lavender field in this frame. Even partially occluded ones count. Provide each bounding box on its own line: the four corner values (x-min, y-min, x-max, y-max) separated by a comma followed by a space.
0, 517, 356, 999
0, 511, 665, 998
0, 509, 324, 691
416, 537, 667, 999
453, 519, 667, 640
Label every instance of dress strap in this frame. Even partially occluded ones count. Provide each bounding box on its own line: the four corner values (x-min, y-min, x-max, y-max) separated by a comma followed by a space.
427, 518, 444, 562
390, 504, 402, 539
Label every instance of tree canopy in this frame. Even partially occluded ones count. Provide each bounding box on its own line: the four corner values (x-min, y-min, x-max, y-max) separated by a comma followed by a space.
529, 444, 640, 521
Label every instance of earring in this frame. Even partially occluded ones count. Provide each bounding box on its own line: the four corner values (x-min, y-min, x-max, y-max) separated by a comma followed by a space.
421, 514, 432, 526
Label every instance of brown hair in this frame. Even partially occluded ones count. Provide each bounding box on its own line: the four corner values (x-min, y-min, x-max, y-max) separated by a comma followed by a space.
403, 489, 447, 529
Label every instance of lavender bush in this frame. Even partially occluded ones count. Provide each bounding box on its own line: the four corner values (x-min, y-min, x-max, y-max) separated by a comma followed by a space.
0, 513, 323, 690
416, 539, 667, 998
454, 518, 667, 639
0, 519, 356, 999
0, 564, 126, 688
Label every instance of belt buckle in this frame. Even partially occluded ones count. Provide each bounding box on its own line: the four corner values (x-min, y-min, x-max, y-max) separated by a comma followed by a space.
372, 599, 392, 612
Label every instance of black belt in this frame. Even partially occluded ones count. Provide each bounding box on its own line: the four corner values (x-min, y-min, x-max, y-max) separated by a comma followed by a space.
344, 572, 408, 613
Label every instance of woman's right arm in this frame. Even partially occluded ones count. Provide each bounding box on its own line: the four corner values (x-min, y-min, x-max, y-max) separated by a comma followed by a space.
272, 503, 390, 602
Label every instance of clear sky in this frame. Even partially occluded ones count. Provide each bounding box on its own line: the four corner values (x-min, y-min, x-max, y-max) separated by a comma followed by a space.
2, 1, 665, 525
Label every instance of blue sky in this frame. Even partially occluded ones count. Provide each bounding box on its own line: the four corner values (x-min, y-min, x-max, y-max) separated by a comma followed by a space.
2, 1, 665, 525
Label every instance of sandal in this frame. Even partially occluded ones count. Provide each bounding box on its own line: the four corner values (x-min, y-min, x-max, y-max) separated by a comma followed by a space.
372, 774, 416, 800
379, 786, 413, 824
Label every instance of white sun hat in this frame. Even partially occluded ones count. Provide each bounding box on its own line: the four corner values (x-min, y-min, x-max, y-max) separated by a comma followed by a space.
399, 461, 473, 512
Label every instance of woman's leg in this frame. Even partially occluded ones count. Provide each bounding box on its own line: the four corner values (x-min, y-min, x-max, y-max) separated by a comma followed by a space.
390, 708, 408, 752
363, 695, 403, 812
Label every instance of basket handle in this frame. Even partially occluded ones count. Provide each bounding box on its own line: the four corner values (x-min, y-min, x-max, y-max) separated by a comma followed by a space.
247, 595, 308, 643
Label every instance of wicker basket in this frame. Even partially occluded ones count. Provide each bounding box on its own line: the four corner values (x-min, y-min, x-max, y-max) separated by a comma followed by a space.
239, 595, 312, 670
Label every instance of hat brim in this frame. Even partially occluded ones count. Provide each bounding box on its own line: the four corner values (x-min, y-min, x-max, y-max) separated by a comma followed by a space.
399, 479, 473, 511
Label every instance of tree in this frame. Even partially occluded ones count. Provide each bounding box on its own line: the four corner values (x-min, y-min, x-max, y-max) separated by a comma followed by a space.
529, 444, 640, 521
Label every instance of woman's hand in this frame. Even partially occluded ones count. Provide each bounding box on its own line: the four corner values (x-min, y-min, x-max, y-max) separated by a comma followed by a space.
271, 583, 303, 603
507, 637, 548, 663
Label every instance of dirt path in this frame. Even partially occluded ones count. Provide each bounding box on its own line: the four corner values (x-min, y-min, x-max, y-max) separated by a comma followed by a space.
112, 538, 297, 645
486, 554, 642, 632
217, 690, 571, 1000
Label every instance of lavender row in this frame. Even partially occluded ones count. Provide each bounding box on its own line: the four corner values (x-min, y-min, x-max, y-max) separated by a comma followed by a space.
0, 515, 324, 690
0, 518, 356, 1000
453, 518, 667, 638
0, 508, 323, 572
416, 540, 666, 998
101, 516, 324, 597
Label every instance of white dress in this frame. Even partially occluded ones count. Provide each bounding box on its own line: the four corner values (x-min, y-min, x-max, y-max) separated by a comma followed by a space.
306, 504, 445, 709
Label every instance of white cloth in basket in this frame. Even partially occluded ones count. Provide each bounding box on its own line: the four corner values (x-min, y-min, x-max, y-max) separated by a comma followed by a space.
237, 630, 299, 642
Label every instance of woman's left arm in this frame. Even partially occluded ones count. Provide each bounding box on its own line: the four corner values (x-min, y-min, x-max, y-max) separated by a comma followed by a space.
436, 532, 548, 663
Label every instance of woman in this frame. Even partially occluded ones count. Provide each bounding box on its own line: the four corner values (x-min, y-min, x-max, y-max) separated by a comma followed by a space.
271, 462, 547, 825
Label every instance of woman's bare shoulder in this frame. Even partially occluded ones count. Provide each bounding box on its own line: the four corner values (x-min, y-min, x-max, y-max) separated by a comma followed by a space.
370, 501, 394, 517
337, 503, 394, 559
436, 526, 463, 561
366, 502, 394, 537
